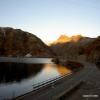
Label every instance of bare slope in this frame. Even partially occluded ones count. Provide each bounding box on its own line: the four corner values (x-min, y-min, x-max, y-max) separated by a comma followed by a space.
0, 27, 54, 57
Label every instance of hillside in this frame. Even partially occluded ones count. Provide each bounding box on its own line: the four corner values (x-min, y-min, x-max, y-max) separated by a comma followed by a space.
0, 27, 54, 57
85, 36, 100, 62
50, 35, 96, 61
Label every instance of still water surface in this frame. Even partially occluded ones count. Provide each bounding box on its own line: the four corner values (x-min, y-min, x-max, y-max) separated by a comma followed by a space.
0, 58, 72, 99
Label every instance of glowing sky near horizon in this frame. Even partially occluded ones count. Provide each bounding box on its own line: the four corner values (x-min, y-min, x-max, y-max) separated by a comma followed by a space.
0, 0, 100, 43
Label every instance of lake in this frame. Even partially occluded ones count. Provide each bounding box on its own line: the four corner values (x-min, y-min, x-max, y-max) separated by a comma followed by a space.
0, 58, 72, 100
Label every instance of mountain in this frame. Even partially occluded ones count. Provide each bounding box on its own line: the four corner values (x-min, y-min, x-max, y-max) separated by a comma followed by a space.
85, 36, 100, 62
0, 27, 54, 57
50, 34, 96, 61
53, 35, 70, 44
51, 34, 83, 45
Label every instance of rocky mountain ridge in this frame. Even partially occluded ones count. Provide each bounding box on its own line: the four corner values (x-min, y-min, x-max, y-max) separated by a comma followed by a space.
51, 34, 84, 45
50, 34, 100, 62
0, 27, 100, 62
0, 27, 54, 57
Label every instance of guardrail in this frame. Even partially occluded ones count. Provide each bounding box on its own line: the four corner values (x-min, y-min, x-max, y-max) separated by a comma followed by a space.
32, 72, 72, 90
16, 68, 83, 100
16, 63, 95, 100
16, 72, 73, 100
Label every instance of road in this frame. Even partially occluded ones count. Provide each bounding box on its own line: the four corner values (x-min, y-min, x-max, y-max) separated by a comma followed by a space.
16, 62, 95, 100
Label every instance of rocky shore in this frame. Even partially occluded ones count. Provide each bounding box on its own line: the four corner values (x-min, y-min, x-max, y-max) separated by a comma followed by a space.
52, 58, 84, 71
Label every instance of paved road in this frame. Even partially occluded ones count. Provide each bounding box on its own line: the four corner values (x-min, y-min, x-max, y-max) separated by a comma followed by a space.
16, 62, 95, 100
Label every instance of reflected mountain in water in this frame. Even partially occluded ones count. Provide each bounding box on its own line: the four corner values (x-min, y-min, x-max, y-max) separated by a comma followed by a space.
0, 61, 72, 99
56, 65, 71, 75
0, 63, 43, 83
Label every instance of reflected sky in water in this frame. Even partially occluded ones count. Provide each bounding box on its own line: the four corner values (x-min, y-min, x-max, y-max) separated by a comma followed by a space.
0, 59, 72, 99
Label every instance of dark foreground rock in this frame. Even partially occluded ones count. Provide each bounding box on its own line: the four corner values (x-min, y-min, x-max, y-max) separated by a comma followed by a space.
52, 58, 84, 71
52, 58, 59, 64
62, 60, 84, 69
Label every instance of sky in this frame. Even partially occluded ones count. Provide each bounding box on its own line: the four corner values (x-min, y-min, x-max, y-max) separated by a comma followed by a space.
0, 0, 100, 43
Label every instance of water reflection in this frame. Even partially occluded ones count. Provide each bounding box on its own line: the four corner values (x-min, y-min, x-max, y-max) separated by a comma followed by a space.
32, 64, 72, 84
0, 61, 72, 99
0, 62, 43, 83
56, 65, 72, 75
